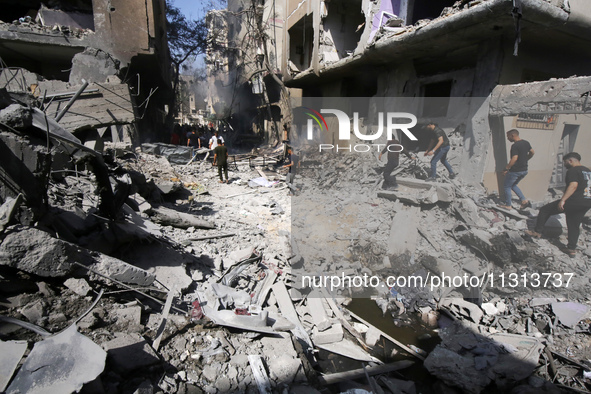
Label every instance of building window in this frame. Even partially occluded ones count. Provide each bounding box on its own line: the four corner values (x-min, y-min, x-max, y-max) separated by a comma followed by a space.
421, 80, 452, 118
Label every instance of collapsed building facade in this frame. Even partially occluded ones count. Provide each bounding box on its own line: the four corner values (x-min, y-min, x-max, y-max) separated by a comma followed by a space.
206, 0, 291, 144
278, 0, 591, 201
0, 0, 172, 144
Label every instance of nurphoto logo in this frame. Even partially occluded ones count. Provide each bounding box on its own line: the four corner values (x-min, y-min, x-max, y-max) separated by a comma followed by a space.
302, 108, 418, 152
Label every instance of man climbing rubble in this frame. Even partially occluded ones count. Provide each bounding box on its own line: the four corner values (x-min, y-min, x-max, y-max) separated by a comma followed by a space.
499, 129, 534, 210
424, 122, 457, 181
378, 137, 414, 190
526, 152, 591, 257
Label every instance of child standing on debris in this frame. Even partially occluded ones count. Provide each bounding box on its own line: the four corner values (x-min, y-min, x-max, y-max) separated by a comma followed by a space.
379, 138, 414, 190
499, 129, 534, 210
213, 139, 229, 183
424, 122, 457, 181
526, 152, 591, 257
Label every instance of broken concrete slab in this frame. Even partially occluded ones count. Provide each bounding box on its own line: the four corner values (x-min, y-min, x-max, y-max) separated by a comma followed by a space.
424, 346, 491, 394
64, 277, 92, 296
0, 194, 22, 233
101, 333, 160, 374
440, 298, 483, 324
0, 227, 155, 286
315, 339, 379, 363
7, 325, 106, 394
312, 323, 344, 345
113, 306, 143, 333
248, 355, 272, 394
397, 177, 454, 202
454, 198, 488, 228
551, 302, 589, 328
0, 340, 28, 392
150, 206, 215, 229
365, 326, 382, 347
388, 206, 420, 255
308, 292, 331, 331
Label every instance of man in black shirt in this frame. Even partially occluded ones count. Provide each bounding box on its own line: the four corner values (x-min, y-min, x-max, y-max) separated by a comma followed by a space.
500, 129, 534, 210
424, 123, 456, 181
526, 152, 591, 256
213, 139, 229, 183
379, 138, 413, 190
283, 147, 298, 193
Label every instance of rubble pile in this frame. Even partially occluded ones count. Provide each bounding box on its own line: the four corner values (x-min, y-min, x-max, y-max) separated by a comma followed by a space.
291, 145, 591, 393
1, 88, 591, 393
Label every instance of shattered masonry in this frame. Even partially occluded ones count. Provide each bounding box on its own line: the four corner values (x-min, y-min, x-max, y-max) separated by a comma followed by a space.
0, 0, 590, 394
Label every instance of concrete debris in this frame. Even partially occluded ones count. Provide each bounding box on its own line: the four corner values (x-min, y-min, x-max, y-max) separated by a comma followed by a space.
63, 277, 92, 296
101, 333, 159, 374
0, 340, 28, 392
551, 302, 589, 328
1, 57, 591, 394
7, 325, 106, 394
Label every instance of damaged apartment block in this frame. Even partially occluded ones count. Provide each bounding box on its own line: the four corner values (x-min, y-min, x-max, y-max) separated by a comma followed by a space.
0, 0, 172, 146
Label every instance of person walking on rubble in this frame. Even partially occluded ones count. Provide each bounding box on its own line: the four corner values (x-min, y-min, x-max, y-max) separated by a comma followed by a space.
424, 122, 457, 181
283, 147, 298, 194
213, 139, 229, 183
499, 129, 534, 210
526, 152, 591, 257
379, 137, 414, 190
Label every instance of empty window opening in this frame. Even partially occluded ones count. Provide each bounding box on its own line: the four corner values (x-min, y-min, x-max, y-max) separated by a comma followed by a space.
288, 16, 314, 71
321, 0, 364, 59
410, 0, 456, 24
421, 80, 452, 118
0, 0, 94, 31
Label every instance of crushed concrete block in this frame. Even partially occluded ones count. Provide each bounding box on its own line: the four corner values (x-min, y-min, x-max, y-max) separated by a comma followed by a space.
113, 306, 142, 332
551, 302, 589, 328
89, 253, 156, 286
365, 326, 381, 347
0, 104, 33, 130
102, 333, 159, 374
388, 206, 420, 255
440, 298, 483, 323
268, 354, 304, 384
0, 227, 155, 286
0, 227, 85, 277
454, 198, 488, 227
64, 278, 92, 296
312, 323, 344, 345
308, 292, 331, 331
424, 346, 491, 394
20, 300, 45, 324
481, 303, 499, 316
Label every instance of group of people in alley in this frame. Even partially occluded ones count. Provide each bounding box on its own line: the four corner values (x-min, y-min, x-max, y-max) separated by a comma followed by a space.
379, 123, 591, 257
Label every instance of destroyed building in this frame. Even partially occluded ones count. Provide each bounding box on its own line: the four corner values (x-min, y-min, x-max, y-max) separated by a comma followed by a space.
279, 0, 591, 201
2, 1, 591, 393
0, 0, 173, 144
206, 0, 291, 143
